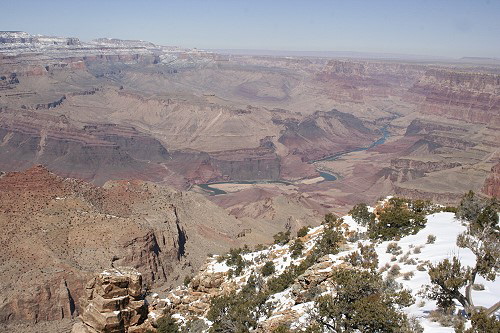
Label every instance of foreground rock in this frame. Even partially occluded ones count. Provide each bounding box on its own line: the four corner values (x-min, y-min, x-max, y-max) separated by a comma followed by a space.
72, 267, 149, 333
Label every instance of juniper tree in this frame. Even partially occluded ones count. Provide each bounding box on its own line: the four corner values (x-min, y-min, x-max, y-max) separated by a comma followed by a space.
425, 193, 499, 317
312, 269, 414, 332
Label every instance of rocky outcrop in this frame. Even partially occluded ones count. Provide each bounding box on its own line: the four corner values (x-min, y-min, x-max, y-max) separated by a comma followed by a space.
481, 163, 500, 198
72, 268, 147, 333
150, 262, 229, 319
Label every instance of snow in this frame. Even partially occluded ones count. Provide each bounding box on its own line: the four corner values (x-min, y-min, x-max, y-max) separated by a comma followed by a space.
266, 290, 295, 313
371, 212, 500, 332
208, 261, 230, 273
175, 207, 498, 332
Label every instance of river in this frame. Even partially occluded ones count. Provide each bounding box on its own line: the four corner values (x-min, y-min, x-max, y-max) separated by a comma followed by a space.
197, 126, 390, 195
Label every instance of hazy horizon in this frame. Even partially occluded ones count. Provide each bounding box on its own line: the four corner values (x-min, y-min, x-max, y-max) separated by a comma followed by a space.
3, 0, 500, 58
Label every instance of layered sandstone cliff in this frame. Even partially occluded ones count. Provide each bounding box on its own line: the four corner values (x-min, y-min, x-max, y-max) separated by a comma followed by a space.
409, 69, 500, 126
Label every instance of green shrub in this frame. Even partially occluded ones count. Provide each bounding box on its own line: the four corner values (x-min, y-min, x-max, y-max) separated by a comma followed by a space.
314, 220, 344, 257
322, 213, 339, 225
225, 248, 247, 276
455, 309, 500, 332
388, 264, 401, 277
157, 312, 179, 333
262, 261, 276, 277
315, 269, 414, 332
345, 242, 379, 271
297, 226, 310, 238
386, 242, 402, 255
273, 230, 291, 245
369, 197, 427, 240
183, 275, 192, 287
290, 239, 304, 258
349, 203, 375, 226
455, 190, 485, 222
426, 234, 436, 244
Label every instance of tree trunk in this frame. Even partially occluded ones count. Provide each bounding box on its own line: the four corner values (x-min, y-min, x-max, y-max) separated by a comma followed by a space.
465, 269, 477, 310
485, 300, 500, 317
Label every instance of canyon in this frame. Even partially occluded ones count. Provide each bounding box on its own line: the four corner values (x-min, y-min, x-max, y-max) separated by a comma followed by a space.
0, 31, 499, 332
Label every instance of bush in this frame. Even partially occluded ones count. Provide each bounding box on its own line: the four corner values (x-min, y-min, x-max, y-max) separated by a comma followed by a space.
290, 239, 304, 258
345, 242, 379, 271
297, 226, 310, 238
183, 275, 192, 287
388, 264, 401, 277
315, 269, 414, 332
322, 213, 339, 225
379, 262, 391, 273
314, 218, 345, 257
369, 197, 427, 240
426, 234, 436, 244
441, 206, 457, 213
273, 230, 291, 245
405, 258, 418, 265
455, 190, 485, 222
428, 309, 461, 327
208, 291, 259, 332
404, 317, 424, 333
386, 242, 402, 255
416, 264, 426, 271
349, 203, 375, 226
262, 261, 276, 277
225, 248, 247, 276
455, 309, 500, 332
157, 312, 179, 333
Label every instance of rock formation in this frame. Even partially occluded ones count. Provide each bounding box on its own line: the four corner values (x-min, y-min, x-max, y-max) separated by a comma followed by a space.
482, 162, 500, 198
72, 268, 147, 333
409, 69, 500, 126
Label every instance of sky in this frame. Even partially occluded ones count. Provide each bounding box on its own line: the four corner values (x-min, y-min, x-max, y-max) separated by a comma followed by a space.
2, 0, 500, 58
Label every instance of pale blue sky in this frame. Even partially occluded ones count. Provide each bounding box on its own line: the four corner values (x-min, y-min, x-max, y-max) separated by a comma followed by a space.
2, 0, 500, 58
